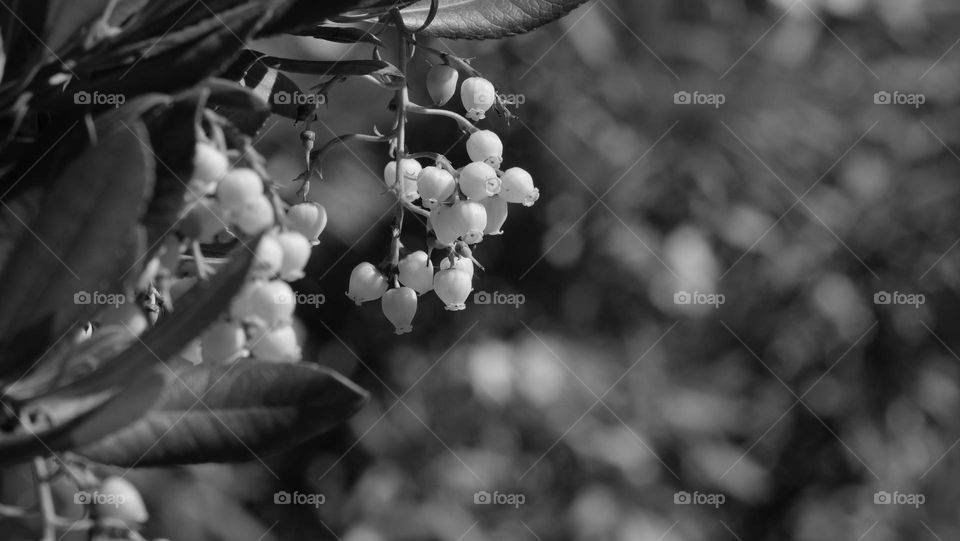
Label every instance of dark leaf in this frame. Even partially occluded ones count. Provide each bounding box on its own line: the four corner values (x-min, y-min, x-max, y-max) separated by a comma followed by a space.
0, 239, 258, 464
0, 113, 156, 381
77, 361, 369, 466
44, 0, 110, 53
127, 467, 278, 541
0, 184, 43, 275
83, 5, 258, 71
200, 78, 269, 113
42, 0, 167, 56
140, 94, 202, 253
39, 0, 150, 58
224, 50, 404, 113
98, 0, 261, 51
254, 54, 402, 79
199, 78, 273, 136
35, 238, 258, 402
0, 0, 47, 86
222, 51, 309, 123
0, 362, 168, 466
31, 3, 264, 112
2, 326, 130, 403
400, 0, 590, 39
260, 0, 420, 36
288, 25, 382, 45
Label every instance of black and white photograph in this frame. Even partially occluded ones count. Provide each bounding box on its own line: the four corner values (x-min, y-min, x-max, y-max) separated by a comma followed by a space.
0, 0, 956, 539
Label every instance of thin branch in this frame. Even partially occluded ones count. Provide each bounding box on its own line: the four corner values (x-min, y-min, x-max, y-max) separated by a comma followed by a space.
33, 457, 56, 541
406, 102, 478, 133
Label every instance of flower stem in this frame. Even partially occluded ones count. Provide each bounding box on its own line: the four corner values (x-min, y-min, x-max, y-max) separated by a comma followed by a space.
33, 457, 56, 541
405, 102, 478, 133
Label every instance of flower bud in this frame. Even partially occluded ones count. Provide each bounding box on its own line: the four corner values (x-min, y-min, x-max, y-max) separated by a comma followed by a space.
499, 167, 539, 207
466, 130, 503, 168
382, 287, 417, 334
417, 166, 456, 208
426, 64, 459, 106
234, 194, 275, 235
480, 196, 508, 235
275, 231, 312, 281
217, 167, 263, 213
201, 320, 246, 363
429, 204, 462, 245
252, 233, 284, 278
434, 268, 472, 311
461, 77, 496, 121
232, 280, 295, 327
250, 324, 301, 362
95, 477, 148, 524
346, 262, 389, 305
453, 200, 487, 244
398, 251, 434, 294
458, 161, 500, 200
384, 159, 421, 202
286, 202, 327, 244
192, 142, 229, 194
74, 322, 94, 345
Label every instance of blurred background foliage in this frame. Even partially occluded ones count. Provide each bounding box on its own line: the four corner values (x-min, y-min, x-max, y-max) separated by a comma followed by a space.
9, 0, 960, 539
